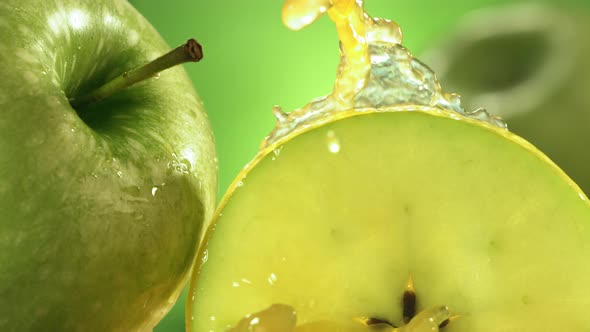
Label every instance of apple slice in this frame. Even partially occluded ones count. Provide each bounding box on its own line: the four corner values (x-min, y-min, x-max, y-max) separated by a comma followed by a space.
186, 106, 590, 331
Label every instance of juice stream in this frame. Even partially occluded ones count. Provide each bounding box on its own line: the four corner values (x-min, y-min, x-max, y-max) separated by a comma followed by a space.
263, 0, 506, 149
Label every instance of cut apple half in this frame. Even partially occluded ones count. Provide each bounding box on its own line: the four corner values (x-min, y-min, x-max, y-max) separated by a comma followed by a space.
187, 106, 590, 331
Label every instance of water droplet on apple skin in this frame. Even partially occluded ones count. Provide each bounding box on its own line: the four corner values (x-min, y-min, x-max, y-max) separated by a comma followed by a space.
167, 153, 192, 175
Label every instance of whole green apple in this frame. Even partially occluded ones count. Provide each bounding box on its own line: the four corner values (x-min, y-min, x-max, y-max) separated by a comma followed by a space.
0, 0, 217, 331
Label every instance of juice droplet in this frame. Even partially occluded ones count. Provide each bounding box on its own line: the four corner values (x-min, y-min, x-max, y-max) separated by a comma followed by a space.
273, 145, 284, 157
272, 106, 289, 125
267, 272, 278, 285
282, 0, 331, 31
262, 0, 505, 148
326, 130, 341, 153
228, 304, 297, 332
398, 306, 450, 332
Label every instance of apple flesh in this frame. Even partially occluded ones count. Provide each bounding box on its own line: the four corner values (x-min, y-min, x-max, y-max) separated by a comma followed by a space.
187, 108, 590, 331
0, 0, 216, 331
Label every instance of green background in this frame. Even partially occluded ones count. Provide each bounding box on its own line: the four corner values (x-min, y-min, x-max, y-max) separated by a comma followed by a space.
128, 1, 589, 331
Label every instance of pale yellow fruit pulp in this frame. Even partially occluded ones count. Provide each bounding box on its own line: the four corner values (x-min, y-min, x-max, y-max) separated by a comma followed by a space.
188, 108, 590, 331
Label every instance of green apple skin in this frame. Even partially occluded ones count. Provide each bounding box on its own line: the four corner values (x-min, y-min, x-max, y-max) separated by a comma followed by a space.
0, 0, 217, 331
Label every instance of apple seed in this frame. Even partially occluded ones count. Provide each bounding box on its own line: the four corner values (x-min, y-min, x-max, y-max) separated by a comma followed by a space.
365, 276, 453, 330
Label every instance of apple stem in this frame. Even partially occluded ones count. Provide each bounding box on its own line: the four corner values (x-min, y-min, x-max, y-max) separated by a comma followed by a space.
69, 38, 203, 109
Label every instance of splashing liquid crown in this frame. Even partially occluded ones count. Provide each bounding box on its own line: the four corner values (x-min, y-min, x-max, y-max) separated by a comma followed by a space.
262, 0, 506, 149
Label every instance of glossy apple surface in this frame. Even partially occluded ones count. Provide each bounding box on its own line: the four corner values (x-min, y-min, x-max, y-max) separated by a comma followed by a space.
0, 0, 217, 331
187, 108, 590, 331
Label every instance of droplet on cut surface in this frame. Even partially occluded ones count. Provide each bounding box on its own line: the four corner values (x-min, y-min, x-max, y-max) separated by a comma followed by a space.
228, 304, 297, 332
399, 306, 450, 332
267, 272, 278, 285
326, 130, 340, 154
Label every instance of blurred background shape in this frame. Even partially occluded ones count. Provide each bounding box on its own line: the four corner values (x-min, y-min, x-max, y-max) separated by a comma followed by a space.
422, 3, 590, 194
128, 1, 590, 331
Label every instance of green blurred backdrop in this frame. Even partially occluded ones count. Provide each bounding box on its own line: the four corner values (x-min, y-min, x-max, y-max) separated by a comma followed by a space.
127, 1, 589, 331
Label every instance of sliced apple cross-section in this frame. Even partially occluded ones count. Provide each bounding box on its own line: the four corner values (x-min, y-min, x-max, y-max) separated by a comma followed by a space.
187, 108, 590, 331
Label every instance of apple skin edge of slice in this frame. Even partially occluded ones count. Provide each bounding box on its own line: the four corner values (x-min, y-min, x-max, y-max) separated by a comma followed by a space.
187, 106, 590, 332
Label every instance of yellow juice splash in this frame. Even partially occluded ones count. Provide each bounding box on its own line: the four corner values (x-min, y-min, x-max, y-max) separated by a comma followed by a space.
263, 0, 505, 149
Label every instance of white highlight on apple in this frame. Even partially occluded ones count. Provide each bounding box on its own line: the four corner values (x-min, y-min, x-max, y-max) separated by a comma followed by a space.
249, 317, 260, 326
103, 14, 119, 27
267, 273, 278, 285
327, 130, 341, 154
68, 9, 87, 30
